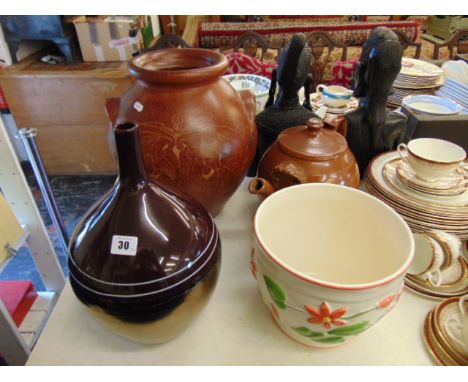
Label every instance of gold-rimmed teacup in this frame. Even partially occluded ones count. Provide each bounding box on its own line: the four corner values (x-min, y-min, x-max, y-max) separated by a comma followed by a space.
409, 233, 445, 287
432, 297, 468, 365
424, 310, 459, 365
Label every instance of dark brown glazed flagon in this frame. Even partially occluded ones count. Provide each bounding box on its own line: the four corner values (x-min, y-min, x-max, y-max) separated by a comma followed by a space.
249, 118, 360, 198
106, 48, 257, 217
68, 122, 221, 344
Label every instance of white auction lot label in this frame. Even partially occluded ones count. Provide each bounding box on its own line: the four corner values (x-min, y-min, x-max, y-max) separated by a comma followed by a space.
110, 235, 139, 256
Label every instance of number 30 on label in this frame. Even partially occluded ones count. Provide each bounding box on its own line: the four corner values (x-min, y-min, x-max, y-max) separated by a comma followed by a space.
110, 235, 138, 256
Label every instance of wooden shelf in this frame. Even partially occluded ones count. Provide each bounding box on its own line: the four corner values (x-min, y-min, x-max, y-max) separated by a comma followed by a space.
0, 51, 133, 175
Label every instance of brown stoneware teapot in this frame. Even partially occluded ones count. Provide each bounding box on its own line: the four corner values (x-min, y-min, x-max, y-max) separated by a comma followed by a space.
106, 48, 257, 217
68, 122, 221, 344
249, 118, 360, 198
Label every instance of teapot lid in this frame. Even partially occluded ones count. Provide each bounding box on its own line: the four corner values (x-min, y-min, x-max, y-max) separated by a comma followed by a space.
277, 118, 348, 161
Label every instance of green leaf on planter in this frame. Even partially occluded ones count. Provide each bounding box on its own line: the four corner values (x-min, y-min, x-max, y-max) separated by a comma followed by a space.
312, 336, 346, 344
264, 275, 286, 309
292, 327, 324, 338
328, 321, 370, 336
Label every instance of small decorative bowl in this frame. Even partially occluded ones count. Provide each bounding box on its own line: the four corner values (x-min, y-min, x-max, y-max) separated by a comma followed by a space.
223, 74, 271, 113
251, 183, 414, 347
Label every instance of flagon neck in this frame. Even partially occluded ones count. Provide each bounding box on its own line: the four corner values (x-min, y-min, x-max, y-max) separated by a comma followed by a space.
114, 122, 147, 189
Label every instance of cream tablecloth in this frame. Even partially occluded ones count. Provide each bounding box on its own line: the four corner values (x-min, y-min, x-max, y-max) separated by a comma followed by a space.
27, 178, 436, 365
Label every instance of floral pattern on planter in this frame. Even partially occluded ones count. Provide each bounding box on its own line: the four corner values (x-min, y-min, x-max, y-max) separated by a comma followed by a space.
262, 274, 401, 344
305, 302, 348, 329
378, 291, 399, 309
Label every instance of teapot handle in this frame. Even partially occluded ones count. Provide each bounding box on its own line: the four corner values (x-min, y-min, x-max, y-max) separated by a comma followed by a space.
105, 97, 121, 127
238, 89, 257, 126
324, 115, 348, 138
272, 163, 307, 186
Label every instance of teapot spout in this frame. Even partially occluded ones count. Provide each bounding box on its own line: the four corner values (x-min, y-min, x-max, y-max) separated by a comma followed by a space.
248, 178, 274, 197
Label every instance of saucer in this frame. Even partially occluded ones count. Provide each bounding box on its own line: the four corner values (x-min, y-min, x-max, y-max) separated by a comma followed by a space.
396, 159, 466, 193
404, 256, 468, 299
423, 309, 461, 365
383, 160, 468, 208
402, 95, 462, 115
310, 93, 358, 114
432, 297, 468, 363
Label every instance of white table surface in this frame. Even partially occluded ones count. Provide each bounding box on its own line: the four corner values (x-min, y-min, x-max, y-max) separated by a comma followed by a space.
27, 178, 438, 366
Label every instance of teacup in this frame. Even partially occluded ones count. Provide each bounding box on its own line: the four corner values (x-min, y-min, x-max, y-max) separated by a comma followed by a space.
397, 138, 466, 182
316, 84, 353, 109
409, 233, 445, 287
444, 295, 468, 355
252, 183, 413, 348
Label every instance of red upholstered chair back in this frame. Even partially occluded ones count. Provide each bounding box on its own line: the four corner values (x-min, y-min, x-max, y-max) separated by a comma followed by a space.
224, 52, 277, 79
330, 59, 359, 88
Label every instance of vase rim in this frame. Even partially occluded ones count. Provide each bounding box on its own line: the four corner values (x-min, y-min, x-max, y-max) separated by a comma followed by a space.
128, 48, 228, 85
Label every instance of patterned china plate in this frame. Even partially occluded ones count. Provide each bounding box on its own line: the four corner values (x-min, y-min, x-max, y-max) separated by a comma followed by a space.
364, 178, 468, 229
396, 160, 467, 196
423, 310, 460, 365
433, 297, 468, 362
310, 92, 359, 114
364, 153, 468, 239
364, 177, 468, 225
365, 183, 468, 239
404, 257, 468, 299
400, 58, 444, 77
223, 73, 270, 96
380, 157, 468, 208
393, 78, 444, 90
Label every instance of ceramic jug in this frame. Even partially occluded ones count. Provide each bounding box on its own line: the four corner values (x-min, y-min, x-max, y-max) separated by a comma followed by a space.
106, 48, 257, 217
68, 122, 221, 344
249, 118, 360, 198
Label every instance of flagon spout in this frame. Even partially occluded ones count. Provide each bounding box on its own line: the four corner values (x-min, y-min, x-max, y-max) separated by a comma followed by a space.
248, 178, 274, 197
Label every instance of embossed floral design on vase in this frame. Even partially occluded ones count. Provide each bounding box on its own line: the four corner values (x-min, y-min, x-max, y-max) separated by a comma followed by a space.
262, 275, 402, 346
106, 48, 258, 217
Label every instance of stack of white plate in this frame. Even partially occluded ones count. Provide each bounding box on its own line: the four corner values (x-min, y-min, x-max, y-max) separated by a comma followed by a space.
441, 60, 468, 85
435, 78, 468, 111
364, 151, 468, 240
394, 58, 444, 89
388, 58, 444, 109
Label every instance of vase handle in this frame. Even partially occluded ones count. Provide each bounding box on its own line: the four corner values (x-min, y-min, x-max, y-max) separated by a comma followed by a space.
238, 88, 258, 156
238, 89, 257, 125
106, 97, 121, 127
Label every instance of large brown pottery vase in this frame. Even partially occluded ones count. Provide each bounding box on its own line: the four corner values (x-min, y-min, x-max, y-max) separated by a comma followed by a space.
68, 122, 221, 344
106, 48, 257, 217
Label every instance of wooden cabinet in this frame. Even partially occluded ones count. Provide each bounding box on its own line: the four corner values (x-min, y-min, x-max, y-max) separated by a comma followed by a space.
0, 53, 132, 175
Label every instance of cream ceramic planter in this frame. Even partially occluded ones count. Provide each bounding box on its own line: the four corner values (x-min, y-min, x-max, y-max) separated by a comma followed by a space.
251, 183, 414, 348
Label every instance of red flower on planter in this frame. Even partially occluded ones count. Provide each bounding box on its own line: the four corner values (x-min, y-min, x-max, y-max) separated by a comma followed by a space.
305, 302, 348, 329
250, 259, 258, 278
378, 293, 398, 309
